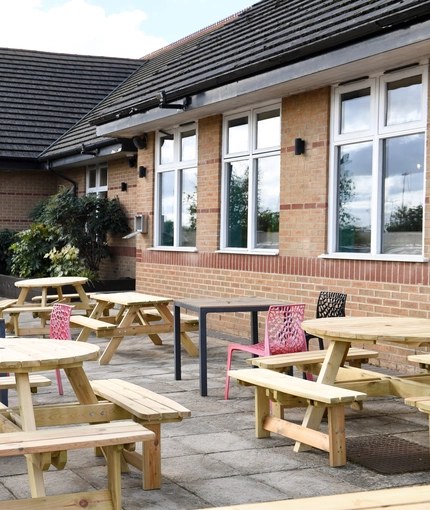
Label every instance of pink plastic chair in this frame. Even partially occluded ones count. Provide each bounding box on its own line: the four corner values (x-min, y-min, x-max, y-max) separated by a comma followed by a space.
225, 303, 311, 399
49, 303, 73, 395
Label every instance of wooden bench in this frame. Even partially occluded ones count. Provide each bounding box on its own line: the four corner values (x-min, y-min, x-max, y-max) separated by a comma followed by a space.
90, 378, 191, 490
32, 293, 81, 303
70, 315, 117, 335
2, 305, 54, 336
197, 484, 430, 509
249, 347, 379, 373
229, 368, 367, 467
0, 374, 51, 393
0, 421, 155, 510
0, 298, 18, 316
404, 354, 430, 421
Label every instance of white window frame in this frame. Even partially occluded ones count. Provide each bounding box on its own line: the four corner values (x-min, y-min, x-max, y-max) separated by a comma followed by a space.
153, 124, 198, 251
220, 102, 281, 255
326, 63, 428, 262
86, 162, 108, 197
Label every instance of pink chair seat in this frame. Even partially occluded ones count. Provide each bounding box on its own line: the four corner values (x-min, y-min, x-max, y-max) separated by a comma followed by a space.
225, 303, 311, 399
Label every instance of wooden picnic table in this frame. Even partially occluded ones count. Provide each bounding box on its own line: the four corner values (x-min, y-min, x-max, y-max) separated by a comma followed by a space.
0, 337, 100, 498
1, 276, 91, 336
74, 291, 199, 365
297, 316, 430, 453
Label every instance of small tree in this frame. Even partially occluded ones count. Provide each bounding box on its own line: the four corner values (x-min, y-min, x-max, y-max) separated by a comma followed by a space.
19, 187, 131, 277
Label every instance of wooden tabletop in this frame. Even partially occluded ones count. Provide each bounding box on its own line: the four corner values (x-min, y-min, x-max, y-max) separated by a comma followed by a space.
90, 292, 172, 306
0, 338, 100, 371
302, 316, 430, 346
15, 276, 88, 288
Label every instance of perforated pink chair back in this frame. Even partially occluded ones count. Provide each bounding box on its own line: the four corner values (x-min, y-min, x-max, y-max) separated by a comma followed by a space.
264, 304, 307, 356
49, 303, 73, 396
49, 303, 73, 340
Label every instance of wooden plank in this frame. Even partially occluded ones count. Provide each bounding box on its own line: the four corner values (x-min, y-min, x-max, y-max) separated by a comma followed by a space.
90, 379, 191, 420
249, 348, 378, 371
0, 422, 155, 456
70, 316, 116, 331
228, 369, 367, 404
0, 375, 51, 390
199, 484, 430, 509
0, 489, 114, 510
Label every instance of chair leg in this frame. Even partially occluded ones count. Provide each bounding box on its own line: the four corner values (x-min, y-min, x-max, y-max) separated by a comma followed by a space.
55, 368, 63, 395
225, 345, 235, 400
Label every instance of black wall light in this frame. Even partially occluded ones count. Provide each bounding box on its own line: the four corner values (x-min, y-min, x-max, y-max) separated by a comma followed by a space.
294, 138, 305, 155
127, 155, 137, 167
121, 182, 127, 192
138, 166, 147, 178
132, 135, 147, 150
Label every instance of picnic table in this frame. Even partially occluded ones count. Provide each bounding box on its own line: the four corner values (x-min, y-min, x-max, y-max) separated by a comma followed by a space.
1, 276, 91, 336
73, 291, 199, 364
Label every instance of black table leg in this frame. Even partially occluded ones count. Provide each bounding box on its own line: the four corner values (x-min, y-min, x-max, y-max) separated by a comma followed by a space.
174, 304, 181, 380
250, 311, 259, 345
199, 311, 207, 396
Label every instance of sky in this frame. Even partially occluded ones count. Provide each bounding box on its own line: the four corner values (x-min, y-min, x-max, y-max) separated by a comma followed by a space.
0, 0, 256, 59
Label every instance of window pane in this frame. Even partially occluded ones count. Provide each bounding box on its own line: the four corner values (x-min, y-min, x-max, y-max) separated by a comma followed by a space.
180, 168, 197, 247
256, 109, 280, 149
181, 130, 196, 161
386, 75, 422, 126
228, 117, 248, 153
227, 161, 249, 248
340, 88, 371, 133
256, 156, 280, 249
337, 142, 373, 252
160, 134, 174, 165
99, 167, 107, 187
160, 171, 175, 246
382, 134, 424, 254
88, 168, 96, 188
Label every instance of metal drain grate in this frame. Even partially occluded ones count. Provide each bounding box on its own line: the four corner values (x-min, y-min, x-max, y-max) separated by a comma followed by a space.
346, 435, 430, 474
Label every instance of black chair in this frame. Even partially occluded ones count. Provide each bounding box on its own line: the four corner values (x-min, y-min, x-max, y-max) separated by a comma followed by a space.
305, 291, 347, 350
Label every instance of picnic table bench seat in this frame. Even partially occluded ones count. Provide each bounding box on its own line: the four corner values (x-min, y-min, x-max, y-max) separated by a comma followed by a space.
90, 378, 191, 490
0, 374, 51, 393
197, 484, 430, 509
0, 421, 155, 510
249, 347, 379, 373
229, 368, 367, 467
70, 315, 117, 333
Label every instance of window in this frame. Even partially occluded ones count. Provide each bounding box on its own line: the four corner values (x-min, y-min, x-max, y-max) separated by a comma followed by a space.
329, 65, 427, 259
87, 163, 108, 197
154, 125, 197, 248
221, 104, 281, 253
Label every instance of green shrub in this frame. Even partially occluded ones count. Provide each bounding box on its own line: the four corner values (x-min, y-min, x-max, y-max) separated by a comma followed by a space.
0, 229, 18, 275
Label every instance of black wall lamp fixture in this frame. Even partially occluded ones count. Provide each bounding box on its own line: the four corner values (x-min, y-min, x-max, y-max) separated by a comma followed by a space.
294, 138, 305, 155
132, 134, 147, 150
127, 155, 137, 167
156, 90, 190, 110
121, 182, 127, 192
138, 166, 147, 178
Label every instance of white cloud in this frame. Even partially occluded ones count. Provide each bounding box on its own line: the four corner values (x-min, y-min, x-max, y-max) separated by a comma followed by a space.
0, 0, 167, 58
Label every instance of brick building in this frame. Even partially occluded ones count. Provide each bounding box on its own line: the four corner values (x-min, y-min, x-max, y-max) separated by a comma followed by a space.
2, 0, 430, 371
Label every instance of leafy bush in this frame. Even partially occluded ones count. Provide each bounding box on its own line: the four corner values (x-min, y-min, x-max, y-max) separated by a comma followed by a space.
32, 187, 130, 275
10, 224, 61, 278
44, 244, 96, 279
0, 229, 17, 274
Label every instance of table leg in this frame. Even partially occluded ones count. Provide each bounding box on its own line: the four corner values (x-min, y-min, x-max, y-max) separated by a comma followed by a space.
294, 340, 350, 452
14, 372, 46, 497
199, 311, 208, 396
99, 306, 137, 365
64, 366, 99, 404
76, 301, 108, 342
157, 304, 198, 356
250, 311, 259, 344
174, 305, 182, 381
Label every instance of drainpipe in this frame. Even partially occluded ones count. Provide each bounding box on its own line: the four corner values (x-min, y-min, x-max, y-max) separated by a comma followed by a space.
48, 163, 77, 197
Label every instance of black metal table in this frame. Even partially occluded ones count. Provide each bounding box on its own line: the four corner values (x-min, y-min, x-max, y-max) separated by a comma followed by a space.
173, 297, 283, 396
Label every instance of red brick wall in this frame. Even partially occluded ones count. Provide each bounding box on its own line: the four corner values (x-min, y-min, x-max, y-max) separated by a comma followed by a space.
0, 169, 59, 230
